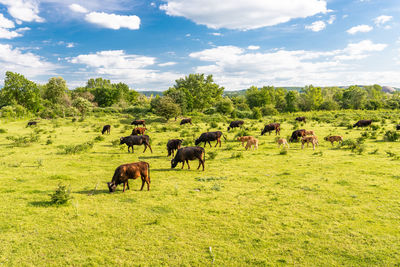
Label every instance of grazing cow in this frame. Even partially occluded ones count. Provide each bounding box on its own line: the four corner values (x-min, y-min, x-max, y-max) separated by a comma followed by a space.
171, 146, 205, 171
277, 138, 289, 148
195, 131, 226, 147
131, 120, 146, 127
397, 125, 400, 131
237, 136, 256, 147
353, 120, 372, 128
301, 136, 318, 150
107, 161, 150, 193
27, 121, 37, 126
120, 135, 152, 153
131, 127, 147, 135
180, 118, 192, 125
295, 116, 306, 123
245, 138, 258, 150
324, 135, 343, 146
102, 125, 111, 135
261, 123, 280, 135
304, 130, 315, 136
289, 129, 306, 142
167, 139, 183, 157
227, 120, 244, 131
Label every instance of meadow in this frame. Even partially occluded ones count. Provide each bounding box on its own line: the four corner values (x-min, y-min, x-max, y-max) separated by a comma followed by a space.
1, 110, 400, 266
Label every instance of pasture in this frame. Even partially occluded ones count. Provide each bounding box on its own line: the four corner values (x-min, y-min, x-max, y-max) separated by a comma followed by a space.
1, 110, 400, 265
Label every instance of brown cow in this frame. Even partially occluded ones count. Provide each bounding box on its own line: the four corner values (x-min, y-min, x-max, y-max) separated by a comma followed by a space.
131, 120, 146, 127
261, 123, 280, 135
107, 161, 150, 193
304, 130, 315, 136
324, 135, 343, 145
245, 138, 258, 150
301, 136, 318, 150
277, 138, 289, 148
289, 129, 306, 142
131, 127, 147, 135
237, 136, 256, 147
295, 116, 306, 123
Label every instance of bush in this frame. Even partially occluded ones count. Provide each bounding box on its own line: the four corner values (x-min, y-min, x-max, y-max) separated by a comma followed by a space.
252, 107, 262, 120
208, 151, 218, 160
59, 141, 94, 154
210, 121, 218, 128
384, 130, 400, 142
261, 104, 278, 116
50, 184, 72, 205
94, 135, 105, 142
0, 128, 7, 133
6, 133, 40, 147
279, 149, 288, 155
230, 152, 243, 159
215, 97, 233, 114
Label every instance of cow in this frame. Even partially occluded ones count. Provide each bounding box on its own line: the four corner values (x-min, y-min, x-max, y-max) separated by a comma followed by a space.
131, 120, 146, 127
353, 120, 372, 128
167, 139, 183, 157
131, 127, 147, 136
261, 123, 280, 135
237, 136, 256, 147
277, 138, 289, 148
27, 121, 37, 126
120, 135, 152, 153
171, 146, 205, 171
107, 162, 150, 193
397, 125, 400, 131
245, 138, 258, 150
304, 130, 315, 136
102, 125, 111, 135
295, 116, 306, 123
180, 118, 192, 125
195, 131, 226, 147
289, 129, 306, 142
301, 136, 318, 150
324, 135, 343, 146
227, 120, 244, 131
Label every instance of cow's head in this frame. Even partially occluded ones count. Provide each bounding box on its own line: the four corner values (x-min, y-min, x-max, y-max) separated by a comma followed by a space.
324, 136, 329, 141
260, 129, 265, 136
227, 127, 230, 131
194, 139, 201, 146
119, 137, 125, 144
107, 182, 117, 193
171, 158, 178, 169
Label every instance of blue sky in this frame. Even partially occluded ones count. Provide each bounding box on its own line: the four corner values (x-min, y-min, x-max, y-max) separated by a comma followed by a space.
0, 0, 399, 91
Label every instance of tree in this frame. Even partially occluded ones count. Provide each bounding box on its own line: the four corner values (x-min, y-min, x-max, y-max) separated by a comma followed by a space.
215, 97, 233, 114
0, 71, 41, 112
285, 91, 298, 112
341, 86, 367, 109
43, 77, 68, 105
72, 97, 92, 117
152, 96, 181, 120
164, 87, 188, 114
300, 85, 323, 111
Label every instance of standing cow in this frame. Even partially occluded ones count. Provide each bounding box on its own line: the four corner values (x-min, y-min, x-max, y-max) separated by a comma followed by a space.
195, 131, 226, 147
295, 117, 306, 123
167, 139, 183, 157
131, 127, 147, 135
261, 123, 280, 135
102, 125, 111, 135
171, 147, 205, 171
353, 120, 372, 128
180, 118, 192, 125
289, 129, 306, 142
120, 135, 152, 153
107, 161, 150, 192
131, 120, 146, 127
227, 120, 244, 131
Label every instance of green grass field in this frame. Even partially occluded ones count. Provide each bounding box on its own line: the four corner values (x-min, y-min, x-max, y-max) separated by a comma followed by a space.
1, 111, 400, 266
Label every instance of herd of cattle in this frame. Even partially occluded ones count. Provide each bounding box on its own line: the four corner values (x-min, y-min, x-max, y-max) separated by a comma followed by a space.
24, 117, 394, 193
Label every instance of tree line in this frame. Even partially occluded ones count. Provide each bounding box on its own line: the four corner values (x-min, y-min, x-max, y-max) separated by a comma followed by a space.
0, 71, 399, 119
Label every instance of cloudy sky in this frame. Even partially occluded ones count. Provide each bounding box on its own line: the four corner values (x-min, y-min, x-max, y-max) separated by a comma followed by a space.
0, 0, 399, 90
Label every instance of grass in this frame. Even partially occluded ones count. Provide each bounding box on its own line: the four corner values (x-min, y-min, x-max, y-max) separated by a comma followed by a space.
1, 110, 400, 265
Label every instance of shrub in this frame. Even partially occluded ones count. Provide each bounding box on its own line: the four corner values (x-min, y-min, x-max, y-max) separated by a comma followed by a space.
50, 184, 72, 205
210, 121, 218, 128
208, 151, 218, 160
59, 141, 94, 154
261, 104, 278, 116
6, 133, 40, 147
111, 139, 120, 146
252, 107, 262, 120
279, 149, 288, 155
0, 128, 7, 133
235, 129, 250, 138
384, 130, 400, 142
94, 135, 105, 142
230, 152, 243, 159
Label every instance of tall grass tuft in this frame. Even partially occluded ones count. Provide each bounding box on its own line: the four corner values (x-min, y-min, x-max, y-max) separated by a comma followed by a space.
50, 184, 72, 205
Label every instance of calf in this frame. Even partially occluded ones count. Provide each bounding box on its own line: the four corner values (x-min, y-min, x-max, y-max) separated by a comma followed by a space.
195, 131, 226, 147
245, 138, 258, 150
277, 138, 289, 148
227, 120, 244, 131
120, 135, 152, 153
304, 130, 315, 136
301, 136, 318, 150
131, 127, 147, 135
261, 123, 280, 135
171, 146, 205, 171
324, 135, 343, 146
167, 139, 183, 157
27, 121, 37, 126
180, 118, 192, 125
289, 129, 306, 142
353, 120, 372, 128
107, 161, 150, 193
295, 116, 306, 123
131, 120, 146, 127
102, 125, 111, 135
237, 136, 256, 147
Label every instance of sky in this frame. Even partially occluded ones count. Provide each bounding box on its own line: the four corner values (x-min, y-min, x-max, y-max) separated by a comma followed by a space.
0, 0, 399, 91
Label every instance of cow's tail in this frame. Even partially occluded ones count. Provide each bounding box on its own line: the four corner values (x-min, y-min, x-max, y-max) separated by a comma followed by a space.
222, 133, 227, 140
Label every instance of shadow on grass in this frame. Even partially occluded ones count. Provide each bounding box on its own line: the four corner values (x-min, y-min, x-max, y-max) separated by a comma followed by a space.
151, 168, 174, 172
138, 155, 164, 159
29, 201, 52, 207
74, 189, 110, 195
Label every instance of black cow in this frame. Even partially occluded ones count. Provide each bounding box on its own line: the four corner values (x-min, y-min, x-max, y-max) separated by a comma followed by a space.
289, 129, 306, 142
167, 139, 183, 157
295, 117, 306, 123
397, 125, 400, 131
102, 125, 111, 134
353, 120, 372, 128
261, 123, 280, 135
27, 121, 37, 126
120, 135, 152, 153
195, 131, 226, 147
171, 146, 205, 171
131, 120, 146, 127
227, 120, 244, 131
180, 118, 192, 125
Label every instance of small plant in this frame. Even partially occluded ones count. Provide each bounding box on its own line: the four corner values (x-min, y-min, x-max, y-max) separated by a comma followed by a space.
94, 135, 105, 142
210, 121, 218, 128
369, 148, 379, 154
37, 158, 43, 168
59, 141, 94, 154
279, 149, 288, 155
386, 150, 399, 159
384, 130, 400, 142
0, 128, 7, 134
6, 133, 40, 147
49, 184, 72, 205
208, 151, 218, 160
211, 183, 222, 191
111, 139, 120, 146
230, 152, 243, 159
46, 138, 53, 145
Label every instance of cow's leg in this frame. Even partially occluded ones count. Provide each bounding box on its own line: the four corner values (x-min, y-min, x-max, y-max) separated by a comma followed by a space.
186, 160, 190, 169
145, 176, 150, 191
140, 178, 145, 191
143, 144, 147, 153
148, 144, 153, 153
197, 159, 201, 170
201, 159, 205, 171
203, 142, 206, 148
209, 141, 212, 148
127, 181, 130, 190
123, 182, 126, 192
301, 142, 304, 149
181, 161, 185, 169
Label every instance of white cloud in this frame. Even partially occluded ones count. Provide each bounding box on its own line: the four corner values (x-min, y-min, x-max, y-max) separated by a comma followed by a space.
0, 13, 30, 39
0, 13, 15, 28
66, 43, 75, 48
69, 3, 89, 13
305, 20, 326, 32
84, 12, 140, 30
374, 15, 392, 26
247, 45, 260, 50
327, 15, 336, 24
0, 28, 22, 39
188, 41, 388, 89
0, 0, 44, 23
160, 0, 328, 30
210, 32, 221, 36
347, 24, 373, 34
158, 62, 177, 67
